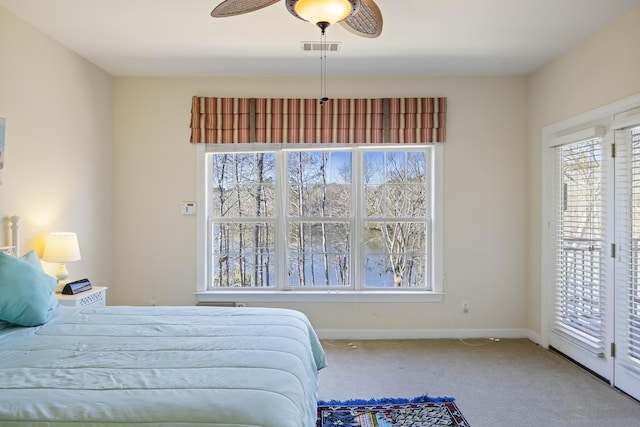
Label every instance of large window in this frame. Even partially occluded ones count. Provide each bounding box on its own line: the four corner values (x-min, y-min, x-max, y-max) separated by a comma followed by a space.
198, 144, 442, 297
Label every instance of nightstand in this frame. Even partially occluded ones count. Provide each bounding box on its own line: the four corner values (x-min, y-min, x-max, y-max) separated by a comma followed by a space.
57, 286, 107, 307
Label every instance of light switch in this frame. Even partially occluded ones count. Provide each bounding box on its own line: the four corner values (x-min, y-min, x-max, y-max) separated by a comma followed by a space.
181, 202, 197, 215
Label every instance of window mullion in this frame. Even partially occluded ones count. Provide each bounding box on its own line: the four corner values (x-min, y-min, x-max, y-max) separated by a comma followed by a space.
276, 150, 288, 291
352, 149, 363, 291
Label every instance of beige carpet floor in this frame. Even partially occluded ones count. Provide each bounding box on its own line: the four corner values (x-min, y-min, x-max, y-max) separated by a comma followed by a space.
317, 338, 640, 427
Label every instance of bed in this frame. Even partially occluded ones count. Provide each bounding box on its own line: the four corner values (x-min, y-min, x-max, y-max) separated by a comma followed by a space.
0, 217, 326, 426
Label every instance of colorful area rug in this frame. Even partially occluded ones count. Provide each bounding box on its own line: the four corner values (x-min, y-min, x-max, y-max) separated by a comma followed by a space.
317, 395, 469, 427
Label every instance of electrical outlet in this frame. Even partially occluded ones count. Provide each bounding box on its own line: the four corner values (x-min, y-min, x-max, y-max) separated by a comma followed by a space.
462, 301, 470, 313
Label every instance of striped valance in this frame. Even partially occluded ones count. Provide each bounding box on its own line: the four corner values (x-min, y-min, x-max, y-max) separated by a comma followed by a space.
190, 97, 446, 144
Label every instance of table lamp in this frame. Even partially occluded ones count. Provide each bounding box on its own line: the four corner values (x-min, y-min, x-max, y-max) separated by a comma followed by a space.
43, 232, 81, 293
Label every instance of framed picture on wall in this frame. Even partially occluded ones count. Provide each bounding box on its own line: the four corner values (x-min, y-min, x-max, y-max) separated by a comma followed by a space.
0, 117, 5, 184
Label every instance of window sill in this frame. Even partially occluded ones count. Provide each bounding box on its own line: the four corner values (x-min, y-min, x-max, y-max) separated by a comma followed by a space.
194, 290, 445, 303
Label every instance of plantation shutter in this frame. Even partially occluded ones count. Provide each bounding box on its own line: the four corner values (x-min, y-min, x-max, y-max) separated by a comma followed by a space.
189, 97, 447, 144
553, 129, 607, 356
614, 122, 640, 376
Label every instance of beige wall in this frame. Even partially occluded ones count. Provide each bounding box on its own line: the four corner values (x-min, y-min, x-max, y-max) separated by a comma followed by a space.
526, 5, 640, 335
113, 76, 529, 335
5, 1, 595, 337
0, 8, 113, 291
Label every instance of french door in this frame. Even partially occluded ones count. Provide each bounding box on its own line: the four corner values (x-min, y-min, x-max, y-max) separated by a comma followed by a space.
547, 111, 640, 401
548, 129, 613, 381
613, 122, 640, 401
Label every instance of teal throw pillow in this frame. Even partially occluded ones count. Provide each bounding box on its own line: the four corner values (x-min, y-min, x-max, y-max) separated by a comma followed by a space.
19, 250, 44, 271
0, 251, 58, 326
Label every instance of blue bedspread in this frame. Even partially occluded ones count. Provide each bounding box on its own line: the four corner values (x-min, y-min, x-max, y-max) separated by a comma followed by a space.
0, 305, 326, 426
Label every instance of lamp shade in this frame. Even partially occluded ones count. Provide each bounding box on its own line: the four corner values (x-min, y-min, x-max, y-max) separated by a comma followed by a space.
42, 232, 81, 263
292, 0, 357, 26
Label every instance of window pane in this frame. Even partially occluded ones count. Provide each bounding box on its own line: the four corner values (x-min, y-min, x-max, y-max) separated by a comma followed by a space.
211, 222, 275, 288
385, 151, 406, 181
287, 221, 350, 287
364, 221, 428, 288
364, 151, 430, 218
364, 151, 385, 184
211, 152, 276, 218
555, 138, 604, 342
288, 151, 351, 217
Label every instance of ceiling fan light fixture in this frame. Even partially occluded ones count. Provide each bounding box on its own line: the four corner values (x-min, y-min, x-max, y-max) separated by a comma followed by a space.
287, 0, 360, 28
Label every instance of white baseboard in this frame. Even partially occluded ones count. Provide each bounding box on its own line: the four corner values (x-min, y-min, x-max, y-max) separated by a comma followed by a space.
527, 330, 542, 346
316, 328, 534, 341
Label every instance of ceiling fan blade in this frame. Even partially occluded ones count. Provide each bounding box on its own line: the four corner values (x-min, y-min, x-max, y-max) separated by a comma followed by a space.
339, 0, 382, 38
211, 0, 281, 18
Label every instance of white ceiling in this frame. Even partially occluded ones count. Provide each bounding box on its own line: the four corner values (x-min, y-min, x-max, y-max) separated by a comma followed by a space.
1, 0, 638, 77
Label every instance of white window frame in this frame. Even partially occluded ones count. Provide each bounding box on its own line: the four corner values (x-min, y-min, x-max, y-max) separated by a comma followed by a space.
195, 143, 444, 303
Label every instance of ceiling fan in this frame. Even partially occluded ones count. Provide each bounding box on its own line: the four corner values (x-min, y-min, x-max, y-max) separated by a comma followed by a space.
211, 0, 383, 38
